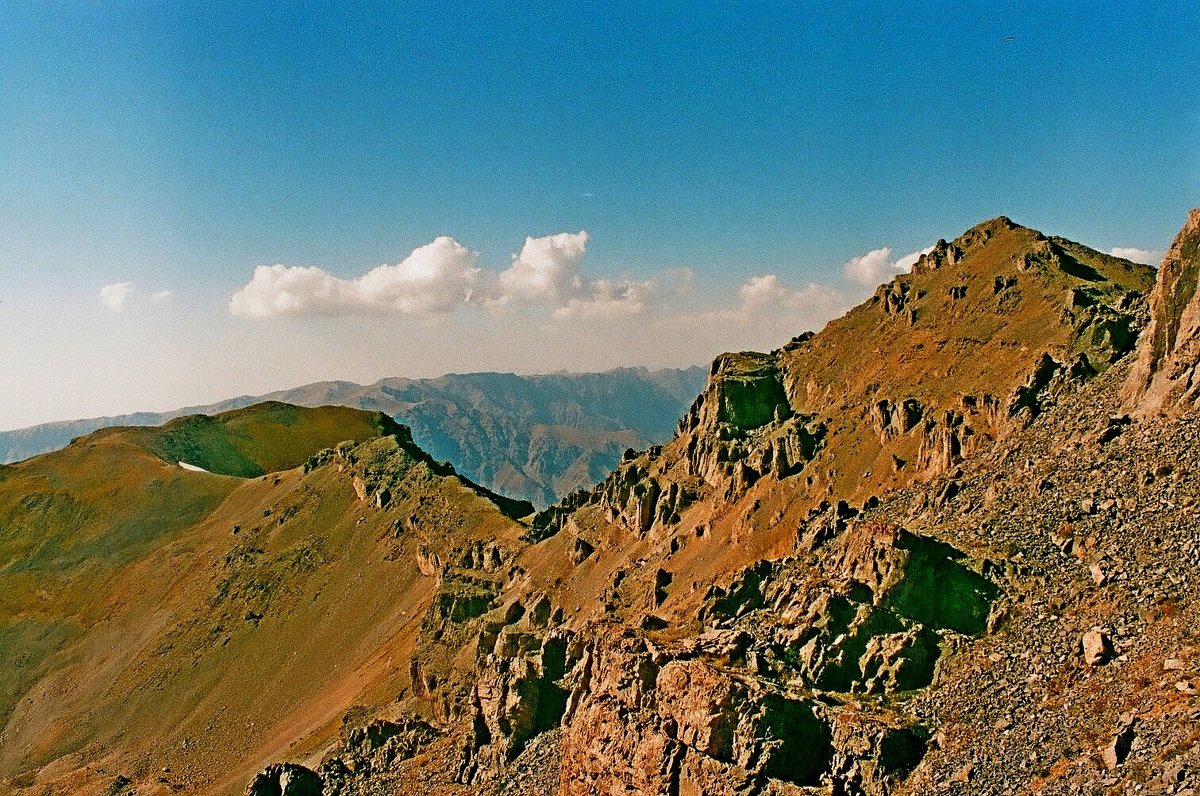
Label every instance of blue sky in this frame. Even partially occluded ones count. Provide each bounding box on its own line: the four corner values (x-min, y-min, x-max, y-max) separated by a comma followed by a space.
1, 2, 1197, 428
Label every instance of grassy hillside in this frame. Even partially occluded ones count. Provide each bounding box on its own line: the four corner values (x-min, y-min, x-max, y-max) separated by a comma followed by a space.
0, 402, 528, 795
118, 401, 403, 477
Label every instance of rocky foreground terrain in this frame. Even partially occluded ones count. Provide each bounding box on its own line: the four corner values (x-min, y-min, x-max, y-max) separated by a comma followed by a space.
3, 212, 1198, 795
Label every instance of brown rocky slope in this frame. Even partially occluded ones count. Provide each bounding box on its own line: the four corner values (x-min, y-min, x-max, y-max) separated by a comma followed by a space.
243, 215, 1200, 795
8, 213, 1198, 796
0, 405, 532, 795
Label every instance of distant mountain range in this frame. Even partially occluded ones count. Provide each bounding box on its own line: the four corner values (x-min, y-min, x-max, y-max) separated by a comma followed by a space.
0, 366, 707, 506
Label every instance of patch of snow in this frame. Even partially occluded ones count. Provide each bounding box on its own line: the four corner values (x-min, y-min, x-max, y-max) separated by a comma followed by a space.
178, 461, 210, 473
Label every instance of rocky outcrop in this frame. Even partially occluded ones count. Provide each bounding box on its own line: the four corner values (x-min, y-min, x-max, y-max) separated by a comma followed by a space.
555, 625, 927, 795
308, 430, 535, 519
911, 237, 964, 274
1123, 208, 1200, 415
245, 763, 322, 796
669, 351, 825, 501
681, 352, 793, 435
681, 411, 825, 501
704, 522, 997, 695
556, 628, 835, 794
314, 717, 440, 792
472, 631, 570, 771
876, 280, 919, 323
870, 398, 924, 444
528, 353, 825, 539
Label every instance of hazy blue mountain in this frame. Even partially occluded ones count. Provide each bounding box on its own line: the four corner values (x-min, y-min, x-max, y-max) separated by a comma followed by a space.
0, 366, 707, 506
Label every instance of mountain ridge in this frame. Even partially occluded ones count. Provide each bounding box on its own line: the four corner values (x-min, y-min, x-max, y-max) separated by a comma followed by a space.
6, 213, 1200, 796
0, 366, 708, 507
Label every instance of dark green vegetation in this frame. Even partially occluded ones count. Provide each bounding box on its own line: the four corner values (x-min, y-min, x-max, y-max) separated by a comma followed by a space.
127, 402, 402, 477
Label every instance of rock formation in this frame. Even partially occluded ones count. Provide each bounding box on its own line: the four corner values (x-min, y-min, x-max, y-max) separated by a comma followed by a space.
1123, 208, 1200, 415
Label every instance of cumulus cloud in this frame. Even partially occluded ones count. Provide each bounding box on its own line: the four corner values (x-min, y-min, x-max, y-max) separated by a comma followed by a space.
550, 279, 657, 320
843, 245, 934, 287
230, 231, 664, 321
230, 236, 483, 318
99, 282, 133, 312
1110, 247, 1164, 266
151, 289, 173, 303
742, 275, 844, 315
494, 232, 589, 307
689, 274, 846, 327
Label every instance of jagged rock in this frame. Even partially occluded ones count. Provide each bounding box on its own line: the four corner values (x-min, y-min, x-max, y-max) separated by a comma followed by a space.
829, 711, 927, 788
416, 547, 442, 577
571, 537, 595, 564
687, 352, 793, 434
1101, 715, 1137, 770
870, 398, 925, 444
472, 632, 569, 774
911, 238, 964, 273
432, 573, 499, 624
1124, 208, 1200, 415
877, 280, 915, 317
245, 763, 322, 796
916, 410, 973, 477
557, 629, 847, 794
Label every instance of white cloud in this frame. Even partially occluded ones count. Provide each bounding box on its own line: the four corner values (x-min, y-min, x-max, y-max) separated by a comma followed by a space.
690, 274, 846, 325
230, 236, 483, 318
151, 290, 173, 303
494, 231, 589, 306
230, 231, 667, 321
99, 282, 133, 312
355, 236, 483, 314
843, 245, 933, 287
1110, 247, 1164, 266
550, 279, 656, 320
743, 275, 845, 315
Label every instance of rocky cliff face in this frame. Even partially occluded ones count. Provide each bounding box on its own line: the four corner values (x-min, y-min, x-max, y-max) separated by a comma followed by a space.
1123, 208, 1200, 416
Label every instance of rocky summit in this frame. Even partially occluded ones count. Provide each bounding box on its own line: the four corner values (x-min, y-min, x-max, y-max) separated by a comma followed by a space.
3, 213, 1200, 796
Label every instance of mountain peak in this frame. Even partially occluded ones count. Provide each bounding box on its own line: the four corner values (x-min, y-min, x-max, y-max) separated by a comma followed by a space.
911, 215, 1040, 276
961, 214, 1023, 237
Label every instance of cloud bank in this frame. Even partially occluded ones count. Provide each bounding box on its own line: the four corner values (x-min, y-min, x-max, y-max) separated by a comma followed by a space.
230, 232, 667, 320
843, 245, 933, 286
227, 232, 940, 370
1110, 247, 1164, 266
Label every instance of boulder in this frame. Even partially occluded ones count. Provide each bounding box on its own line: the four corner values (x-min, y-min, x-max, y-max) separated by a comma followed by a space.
245, 763, 323, 796
1101, 716, 1137, 770
1081, 630, 1113, 666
